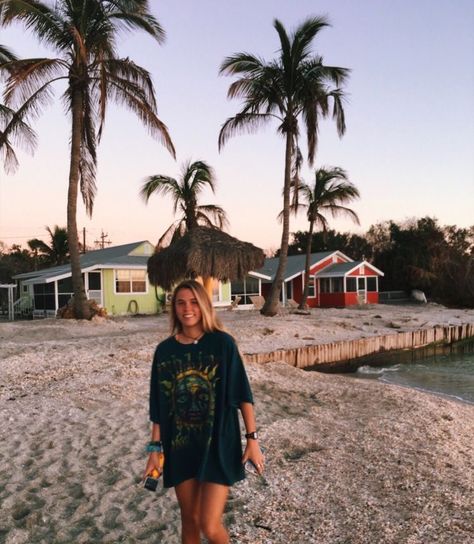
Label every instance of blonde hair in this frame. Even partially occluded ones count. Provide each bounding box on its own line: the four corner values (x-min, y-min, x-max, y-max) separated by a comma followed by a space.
170, 280, 225, 335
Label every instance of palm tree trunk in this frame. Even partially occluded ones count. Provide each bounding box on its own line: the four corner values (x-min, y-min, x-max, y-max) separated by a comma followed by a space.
299, 220, 315, 310
68, 88, 91, 319
261, 129, 293, 316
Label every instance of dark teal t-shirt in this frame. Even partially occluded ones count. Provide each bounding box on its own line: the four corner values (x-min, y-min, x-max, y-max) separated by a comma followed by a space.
149, 330, 253, 488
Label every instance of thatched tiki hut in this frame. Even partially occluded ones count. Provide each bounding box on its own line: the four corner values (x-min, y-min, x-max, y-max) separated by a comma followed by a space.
147, 226, 265, 298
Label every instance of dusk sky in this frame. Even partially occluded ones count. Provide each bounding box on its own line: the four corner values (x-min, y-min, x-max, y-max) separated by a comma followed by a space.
1, 0, 473, 253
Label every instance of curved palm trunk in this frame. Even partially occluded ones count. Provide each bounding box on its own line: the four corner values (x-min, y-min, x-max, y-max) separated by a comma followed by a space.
68, 88, 91, 319
299, 219, 315, 310
261, 130, 293, 316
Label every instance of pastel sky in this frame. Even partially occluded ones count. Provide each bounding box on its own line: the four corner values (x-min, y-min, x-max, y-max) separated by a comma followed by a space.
1, 0, 473, 253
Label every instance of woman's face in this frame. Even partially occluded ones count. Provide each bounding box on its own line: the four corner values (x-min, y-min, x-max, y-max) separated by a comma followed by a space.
175, 288, 203, 330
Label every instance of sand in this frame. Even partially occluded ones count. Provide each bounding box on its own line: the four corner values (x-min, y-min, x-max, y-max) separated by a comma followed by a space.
1, 303, 473, 543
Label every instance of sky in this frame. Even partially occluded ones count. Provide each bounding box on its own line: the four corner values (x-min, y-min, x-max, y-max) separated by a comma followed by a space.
1, 0, 473, 254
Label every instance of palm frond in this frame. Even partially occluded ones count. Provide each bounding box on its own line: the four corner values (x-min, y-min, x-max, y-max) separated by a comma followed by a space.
219, 52, 265, 76
290, 16, 330, 64
0, 43, 18, 64
184, 160, 216, 194
139, 175, 179, 204
3, 58, 66, 107
218, 112, 274, 150
103, 72, 175, 157
1, 0, 66, 51
156, 219, 183, 248
196, 205, 229, 230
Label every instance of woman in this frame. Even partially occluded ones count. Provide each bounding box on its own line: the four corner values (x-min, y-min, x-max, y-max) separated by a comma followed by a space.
144, 279, 264, 544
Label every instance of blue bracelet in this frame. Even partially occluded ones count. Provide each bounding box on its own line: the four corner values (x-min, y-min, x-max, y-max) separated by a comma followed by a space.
146, 441, 163, 453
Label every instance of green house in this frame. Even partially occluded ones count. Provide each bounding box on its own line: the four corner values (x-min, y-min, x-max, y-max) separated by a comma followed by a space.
13, 240, 239, 318
14, 241, 164, 317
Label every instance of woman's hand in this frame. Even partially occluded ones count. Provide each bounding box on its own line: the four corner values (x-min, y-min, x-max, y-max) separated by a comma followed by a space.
242, 440, 265, 475
143, 452, 165, 480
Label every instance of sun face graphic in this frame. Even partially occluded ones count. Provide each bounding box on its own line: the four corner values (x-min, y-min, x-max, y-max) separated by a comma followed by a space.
160, 359, 219, 450
174, 369, 212, 425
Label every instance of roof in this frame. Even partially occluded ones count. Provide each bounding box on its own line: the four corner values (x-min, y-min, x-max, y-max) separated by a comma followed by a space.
147, 227, 265, 290
13, 241, 154, 284
255, 251, 342, 282
316, 261, 384, 278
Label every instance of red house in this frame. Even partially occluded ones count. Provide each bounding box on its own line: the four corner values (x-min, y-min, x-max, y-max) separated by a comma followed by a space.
256, 251, 384, 308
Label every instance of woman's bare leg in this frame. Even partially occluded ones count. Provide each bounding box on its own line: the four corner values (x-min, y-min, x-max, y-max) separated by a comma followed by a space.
199, 482, 230, 544
175, 479, 202, 544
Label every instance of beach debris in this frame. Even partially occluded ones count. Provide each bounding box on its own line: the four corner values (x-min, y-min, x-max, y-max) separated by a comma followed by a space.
411, 289, 428, 303
388, 322, 402, 329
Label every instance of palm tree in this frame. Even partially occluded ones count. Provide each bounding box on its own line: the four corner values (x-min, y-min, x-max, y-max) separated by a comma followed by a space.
219, 16, 349, 316
140, 160, 228, 247
28, 225, 69, 267
291, 167, 360, 309
0, 0, 175, 318
0, 45, 37, 173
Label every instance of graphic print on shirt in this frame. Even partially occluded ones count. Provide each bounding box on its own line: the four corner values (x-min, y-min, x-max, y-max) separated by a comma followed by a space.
160, 352, 219, 450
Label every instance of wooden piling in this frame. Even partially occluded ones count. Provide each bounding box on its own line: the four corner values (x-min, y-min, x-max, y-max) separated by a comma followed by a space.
242, 323, 474, 369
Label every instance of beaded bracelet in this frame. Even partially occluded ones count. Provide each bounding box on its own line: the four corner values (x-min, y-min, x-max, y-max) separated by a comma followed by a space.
146, 441, 163, 453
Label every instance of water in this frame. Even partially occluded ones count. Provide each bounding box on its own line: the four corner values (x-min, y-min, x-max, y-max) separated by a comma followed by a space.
349, 340, 474, 405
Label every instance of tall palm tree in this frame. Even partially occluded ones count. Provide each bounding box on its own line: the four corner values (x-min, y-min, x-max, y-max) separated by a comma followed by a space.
219, 16, 349, 316
291, 167, 360, 309
0, 0, 175, 318
0, 44, 37, 173
28, 225, 69, 266
140, 160, 228, 247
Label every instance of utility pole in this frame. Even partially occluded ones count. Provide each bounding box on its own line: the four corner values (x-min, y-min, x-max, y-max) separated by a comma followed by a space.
82, 227, 86, 253
94, 230, 112, 249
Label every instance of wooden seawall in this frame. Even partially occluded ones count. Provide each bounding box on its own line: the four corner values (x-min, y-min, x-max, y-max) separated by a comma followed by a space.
243, 323, 474, 369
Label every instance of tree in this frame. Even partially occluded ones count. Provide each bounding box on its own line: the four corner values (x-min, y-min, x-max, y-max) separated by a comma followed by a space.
219, 16, 349, 315
1, 0, 175, 318
28, 225, 69, 266
285, 229, 371, 260
289, 167, 359, 308
140, 160, 228, 247
0, 44, 37, 173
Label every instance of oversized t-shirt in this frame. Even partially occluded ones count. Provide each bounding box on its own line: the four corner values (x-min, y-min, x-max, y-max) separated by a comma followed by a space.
149, 330, 253, 488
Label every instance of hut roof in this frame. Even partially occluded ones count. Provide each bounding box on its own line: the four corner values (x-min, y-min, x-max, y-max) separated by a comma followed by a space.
147, 227, 265, 291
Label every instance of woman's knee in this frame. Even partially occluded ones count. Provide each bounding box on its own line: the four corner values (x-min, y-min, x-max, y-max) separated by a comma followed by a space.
200, 519, 224, 541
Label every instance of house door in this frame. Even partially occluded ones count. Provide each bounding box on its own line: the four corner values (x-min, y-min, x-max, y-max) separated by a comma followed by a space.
87, 272, 103, 306
357, 277, 366, 304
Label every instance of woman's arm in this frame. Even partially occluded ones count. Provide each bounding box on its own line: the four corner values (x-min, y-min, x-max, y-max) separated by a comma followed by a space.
150, 422, 161, 442
143, 423, 164, 478
240, 402, 265, 474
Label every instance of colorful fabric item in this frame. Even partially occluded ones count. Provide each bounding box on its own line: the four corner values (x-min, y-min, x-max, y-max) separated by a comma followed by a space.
149, 330, 253, 488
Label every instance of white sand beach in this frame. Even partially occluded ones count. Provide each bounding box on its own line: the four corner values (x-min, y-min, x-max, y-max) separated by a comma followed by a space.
1, 303, 473, 543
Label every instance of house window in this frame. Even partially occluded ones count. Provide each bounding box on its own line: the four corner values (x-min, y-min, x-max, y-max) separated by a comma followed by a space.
33, 283, 55, 310
115, 270, 147, 293
367, 277, 377, 292
332, 277, 344, 293
346, 277, 357, 292
231, 275, 259, 305
320, 278, 331, 293
88, 272, 101, 290
58, 277, 74, 308
308, 276, 316, 298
